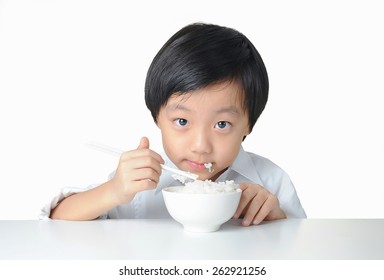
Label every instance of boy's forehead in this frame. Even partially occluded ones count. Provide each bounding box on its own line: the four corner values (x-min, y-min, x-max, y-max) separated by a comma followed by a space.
165, 80, 245, 109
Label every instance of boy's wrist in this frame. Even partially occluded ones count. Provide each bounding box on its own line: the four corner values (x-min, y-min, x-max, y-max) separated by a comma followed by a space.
103, 179, 134, 207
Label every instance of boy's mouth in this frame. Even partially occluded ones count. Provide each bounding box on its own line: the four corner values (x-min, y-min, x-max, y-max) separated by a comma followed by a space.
186, 160, 212, 171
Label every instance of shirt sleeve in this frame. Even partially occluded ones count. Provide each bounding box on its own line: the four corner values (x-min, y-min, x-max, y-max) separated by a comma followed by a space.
276, 173, 307, 218
240, 150, 307, 218
38, 184, 108, 220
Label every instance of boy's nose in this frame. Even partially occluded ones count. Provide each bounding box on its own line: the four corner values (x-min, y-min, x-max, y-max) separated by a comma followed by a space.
189, 130, 213, 154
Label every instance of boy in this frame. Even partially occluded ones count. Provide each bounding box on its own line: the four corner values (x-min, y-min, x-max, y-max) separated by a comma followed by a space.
43, 23, 306, 225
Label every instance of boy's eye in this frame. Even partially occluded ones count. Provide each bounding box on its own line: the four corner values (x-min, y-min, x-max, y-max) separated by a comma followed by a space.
174, 118, 188, 126
215, 121, 231, 129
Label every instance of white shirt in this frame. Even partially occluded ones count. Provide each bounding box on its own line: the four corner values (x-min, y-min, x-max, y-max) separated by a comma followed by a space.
40, 146, 306, 219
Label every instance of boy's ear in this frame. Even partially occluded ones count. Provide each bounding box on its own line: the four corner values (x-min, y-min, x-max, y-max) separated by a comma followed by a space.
242, 127, 251, 141
244, 126, 251, 136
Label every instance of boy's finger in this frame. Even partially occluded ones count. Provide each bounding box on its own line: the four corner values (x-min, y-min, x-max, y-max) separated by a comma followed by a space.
137, 136, 150, 150
242, 194, 268, 226
252, 201, 272, 225
119, 155, 163, 175
233, 184, 254, 218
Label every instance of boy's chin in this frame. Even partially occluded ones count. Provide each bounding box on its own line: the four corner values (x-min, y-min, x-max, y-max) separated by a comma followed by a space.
198, 172, 220, 181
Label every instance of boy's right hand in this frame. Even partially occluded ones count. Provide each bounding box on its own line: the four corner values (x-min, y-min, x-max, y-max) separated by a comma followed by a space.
109, 136, 164, 205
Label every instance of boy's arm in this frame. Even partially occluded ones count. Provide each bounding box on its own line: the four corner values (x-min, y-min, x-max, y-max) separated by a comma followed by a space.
50, 137, 164, 221
50, 180, 120, 220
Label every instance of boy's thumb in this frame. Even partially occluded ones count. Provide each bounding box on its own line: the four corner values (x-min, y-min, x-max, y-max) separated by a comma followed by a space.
137, 137, 150, 150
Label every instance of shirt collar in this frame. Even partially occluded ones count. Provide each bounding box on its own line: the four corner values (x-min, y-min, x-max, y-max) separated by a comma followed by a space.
225, 145, 264, 185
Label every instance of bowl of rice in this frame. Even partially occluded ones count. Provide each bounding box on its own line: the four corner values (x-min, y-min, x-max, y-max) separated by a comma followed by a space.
162, 180, 242, 232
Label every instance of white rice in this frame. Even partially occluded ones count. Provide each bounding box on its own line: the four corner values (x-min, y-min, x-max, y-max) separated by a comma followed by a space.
180, 180, 240, 194
204, 162, 214, 173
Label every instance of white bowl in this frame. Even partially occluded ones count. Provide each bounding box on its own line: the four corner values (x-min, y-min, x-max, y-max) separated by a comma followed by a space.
162, 186, 242, 232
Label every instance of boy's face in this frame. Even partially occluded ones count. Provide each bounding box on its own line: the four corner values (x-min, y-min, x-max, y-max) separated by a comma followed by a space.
157, 81, 250, 181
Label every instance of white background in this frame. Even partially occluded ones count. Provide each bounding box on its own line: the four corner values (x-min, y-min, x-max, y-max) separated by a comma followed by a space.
0, 0, 383, 219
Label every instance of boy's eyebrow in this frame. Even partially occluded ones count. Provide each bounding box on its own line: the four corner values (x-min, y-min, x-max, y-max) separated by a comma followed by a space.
167, 103, 240, 115
215, 106, 240, 115
166, 103, 191, 112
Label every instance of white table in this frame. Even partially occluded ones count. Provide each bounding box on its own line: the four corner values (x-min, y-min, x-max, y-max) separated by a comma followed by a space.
1, 219, 383, 259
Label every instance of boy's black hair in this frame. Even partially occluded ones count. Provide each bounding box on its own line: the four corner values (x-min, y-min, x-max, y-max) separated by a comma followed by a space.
145, 22, 269, 133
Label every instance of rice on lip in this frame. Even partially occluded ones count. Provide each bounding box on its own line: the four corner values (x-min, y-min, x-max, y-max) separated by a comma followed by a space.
179, 180, 240, 194
204, 162, 214, 173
